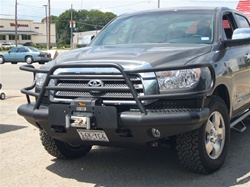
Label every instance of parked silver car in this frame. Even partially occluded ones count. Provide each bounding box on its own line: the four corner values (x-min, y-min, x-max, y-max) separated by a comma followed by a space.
0, 43, 13, 49
0, 46, 52, 64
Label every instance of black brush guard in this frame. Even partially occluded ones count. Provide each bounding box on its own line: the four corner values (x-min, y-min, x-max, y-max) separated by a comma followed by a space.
17, 62, 216, 144
19, 62, 215, 115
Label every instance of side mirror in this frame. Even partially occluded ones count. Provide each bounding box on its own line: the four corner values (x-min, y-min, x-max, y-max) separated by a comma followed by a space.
222, 28, 250, 48
232, 28, 250, 40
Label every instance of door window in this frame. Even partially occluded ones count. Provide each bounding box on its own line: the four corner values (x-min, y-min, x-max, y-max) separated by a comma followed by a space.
9, 47, 18, 53
18, 47, 27, 53
235, 14, 250, 28
222, 13, 237, 39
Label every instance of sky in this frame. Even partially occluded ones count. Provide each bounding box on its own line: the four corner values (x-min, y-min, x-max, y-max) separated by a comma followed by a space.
0, 0, 241, 22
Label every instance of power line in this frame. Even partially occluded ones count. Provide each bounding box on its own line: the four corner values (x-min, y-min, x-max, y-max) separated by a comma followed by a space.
18, 3, 44, 9
0, 5, 14, 7
9, 1, 151, 13
17, 2, 68, 11
104, 1, 149, 9
0, 14, 14, 17
0, 13, 43, 19
1, 1, 151, 23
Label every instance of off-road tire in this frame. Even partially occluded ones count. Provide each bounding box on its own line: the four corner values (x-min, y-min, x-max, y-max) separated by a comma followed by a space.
40, 130, 92, 159
176, 96, 230, 174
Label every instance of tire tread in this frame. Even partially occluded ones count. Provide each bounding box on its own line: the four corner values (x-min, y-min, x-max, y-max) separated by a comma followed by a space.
176, 96, 229, 174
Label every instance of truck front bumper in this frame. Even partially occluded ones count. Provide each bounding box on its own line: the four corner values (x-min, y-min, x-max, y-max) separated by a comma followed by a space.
18, 102, 209, 146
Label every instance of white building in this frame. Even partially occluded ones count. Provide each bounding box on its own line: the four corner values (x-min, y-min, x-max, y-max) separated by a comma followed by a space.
73, 30, 100, 47
0, 18, 56, 46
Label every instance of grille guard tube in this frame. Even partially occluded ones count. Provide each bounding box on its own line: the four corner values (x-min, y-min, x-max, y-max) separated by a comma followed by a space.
120, 108, 210, 127
19, 62, 215, 114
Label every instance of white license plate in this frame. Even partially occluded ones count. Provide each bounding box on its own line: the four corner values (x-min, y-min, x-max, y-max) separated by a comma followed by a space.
77, 129, 109, 142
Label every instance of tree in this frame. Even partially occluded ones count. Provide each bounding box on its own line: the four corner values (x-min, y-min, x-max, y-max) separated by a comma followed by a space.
41, 9, 116, 45
41, 15, 58, 23
56, 9, 77, 45
53, 9, 116, 45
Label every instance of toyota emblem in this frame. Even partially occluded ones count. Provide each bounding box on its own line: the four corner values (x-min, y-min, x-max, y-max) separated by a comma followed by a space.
87, 80, 104, 87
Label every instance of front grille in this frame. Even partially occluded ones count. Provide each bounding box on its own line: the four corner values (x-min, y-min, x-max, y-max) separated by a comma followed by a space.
52, 74, 144, 102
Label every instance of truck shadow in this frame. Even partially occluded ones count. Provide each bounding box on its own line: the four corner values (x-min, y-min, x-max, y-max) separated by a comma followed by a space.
46, 120, 250, 187
0, 124, 27, 134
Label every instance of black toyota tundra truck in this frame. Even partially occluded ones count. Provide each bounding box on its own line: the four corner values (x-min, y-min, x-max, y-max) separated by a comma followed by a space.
18, 7, 250, 174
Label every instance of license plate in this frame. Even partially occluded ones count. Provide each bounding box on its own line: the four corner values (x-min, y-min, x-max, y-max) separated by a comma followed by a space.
77, 129, 109, 142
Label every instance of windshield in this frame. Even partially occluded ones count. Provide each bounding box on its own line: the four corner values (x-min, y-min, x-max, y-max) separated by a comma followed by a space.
91, 10, 214, 46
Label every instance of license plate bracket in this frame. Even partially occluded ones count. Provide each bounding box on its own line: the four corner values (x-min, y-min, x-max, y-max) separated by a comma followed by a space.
77, 129, 109, 142
49, 104, 117, 129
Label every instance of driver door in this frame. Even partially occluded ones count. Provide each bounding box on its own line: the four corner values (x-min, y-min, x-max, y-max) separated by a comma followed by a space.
4, 47, 18, 62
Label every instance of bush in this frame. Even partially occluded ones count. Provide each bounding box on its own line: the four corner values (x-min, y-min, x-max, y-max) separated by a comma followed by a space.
57, 44, 70, 49
36, 45, 47, 50
76, 44, 82, 48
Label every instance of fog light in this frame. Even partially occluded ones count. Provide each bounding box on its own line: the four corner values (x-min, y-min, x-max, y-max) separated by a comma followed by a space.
151, 128, 161, 138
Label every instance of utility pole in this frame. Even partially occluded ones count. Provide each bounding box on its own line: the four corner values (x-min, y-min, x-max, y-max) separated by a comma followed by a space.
15, 0, 18, 46
158, 0, 160, 8
48, 0, 51, 49
43, 5, 49, 50
71, 4, 73, 49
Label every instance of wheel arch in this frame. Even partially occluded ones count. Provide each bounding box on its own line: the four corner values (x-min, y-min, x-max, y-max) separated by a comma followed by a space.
25, 55, 32, 60
211, 84, 230, 114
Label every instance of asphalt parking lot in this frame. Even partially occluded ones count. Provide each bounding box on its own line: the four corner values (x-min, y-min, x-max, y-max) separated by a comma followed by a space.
0, 64, 249, 187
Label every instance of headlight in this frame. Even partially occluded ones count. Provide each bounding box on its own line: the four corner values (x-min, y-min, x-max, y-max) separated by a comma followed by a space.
35, 60, 55, 88
35, 73, 47, 87
156, 68, 201, 91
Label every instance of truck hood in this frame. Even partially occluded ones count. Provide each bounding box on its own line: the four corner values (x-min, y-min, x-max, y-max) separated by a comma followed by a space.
55, 43, 212, 68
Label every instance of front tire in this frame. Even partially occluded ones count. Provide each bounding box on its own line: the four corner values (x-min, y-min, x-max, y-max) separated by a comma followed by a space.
0, 56, 5, 64
40, 130, 92, 159
176, 96, 230, 174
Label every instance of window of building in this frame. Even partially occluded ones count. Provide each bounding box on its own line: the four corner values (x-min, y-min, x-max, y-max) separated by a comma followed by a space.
0, 35, 6, 40
22, 35, 31, 40
9, 35, 19, 40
